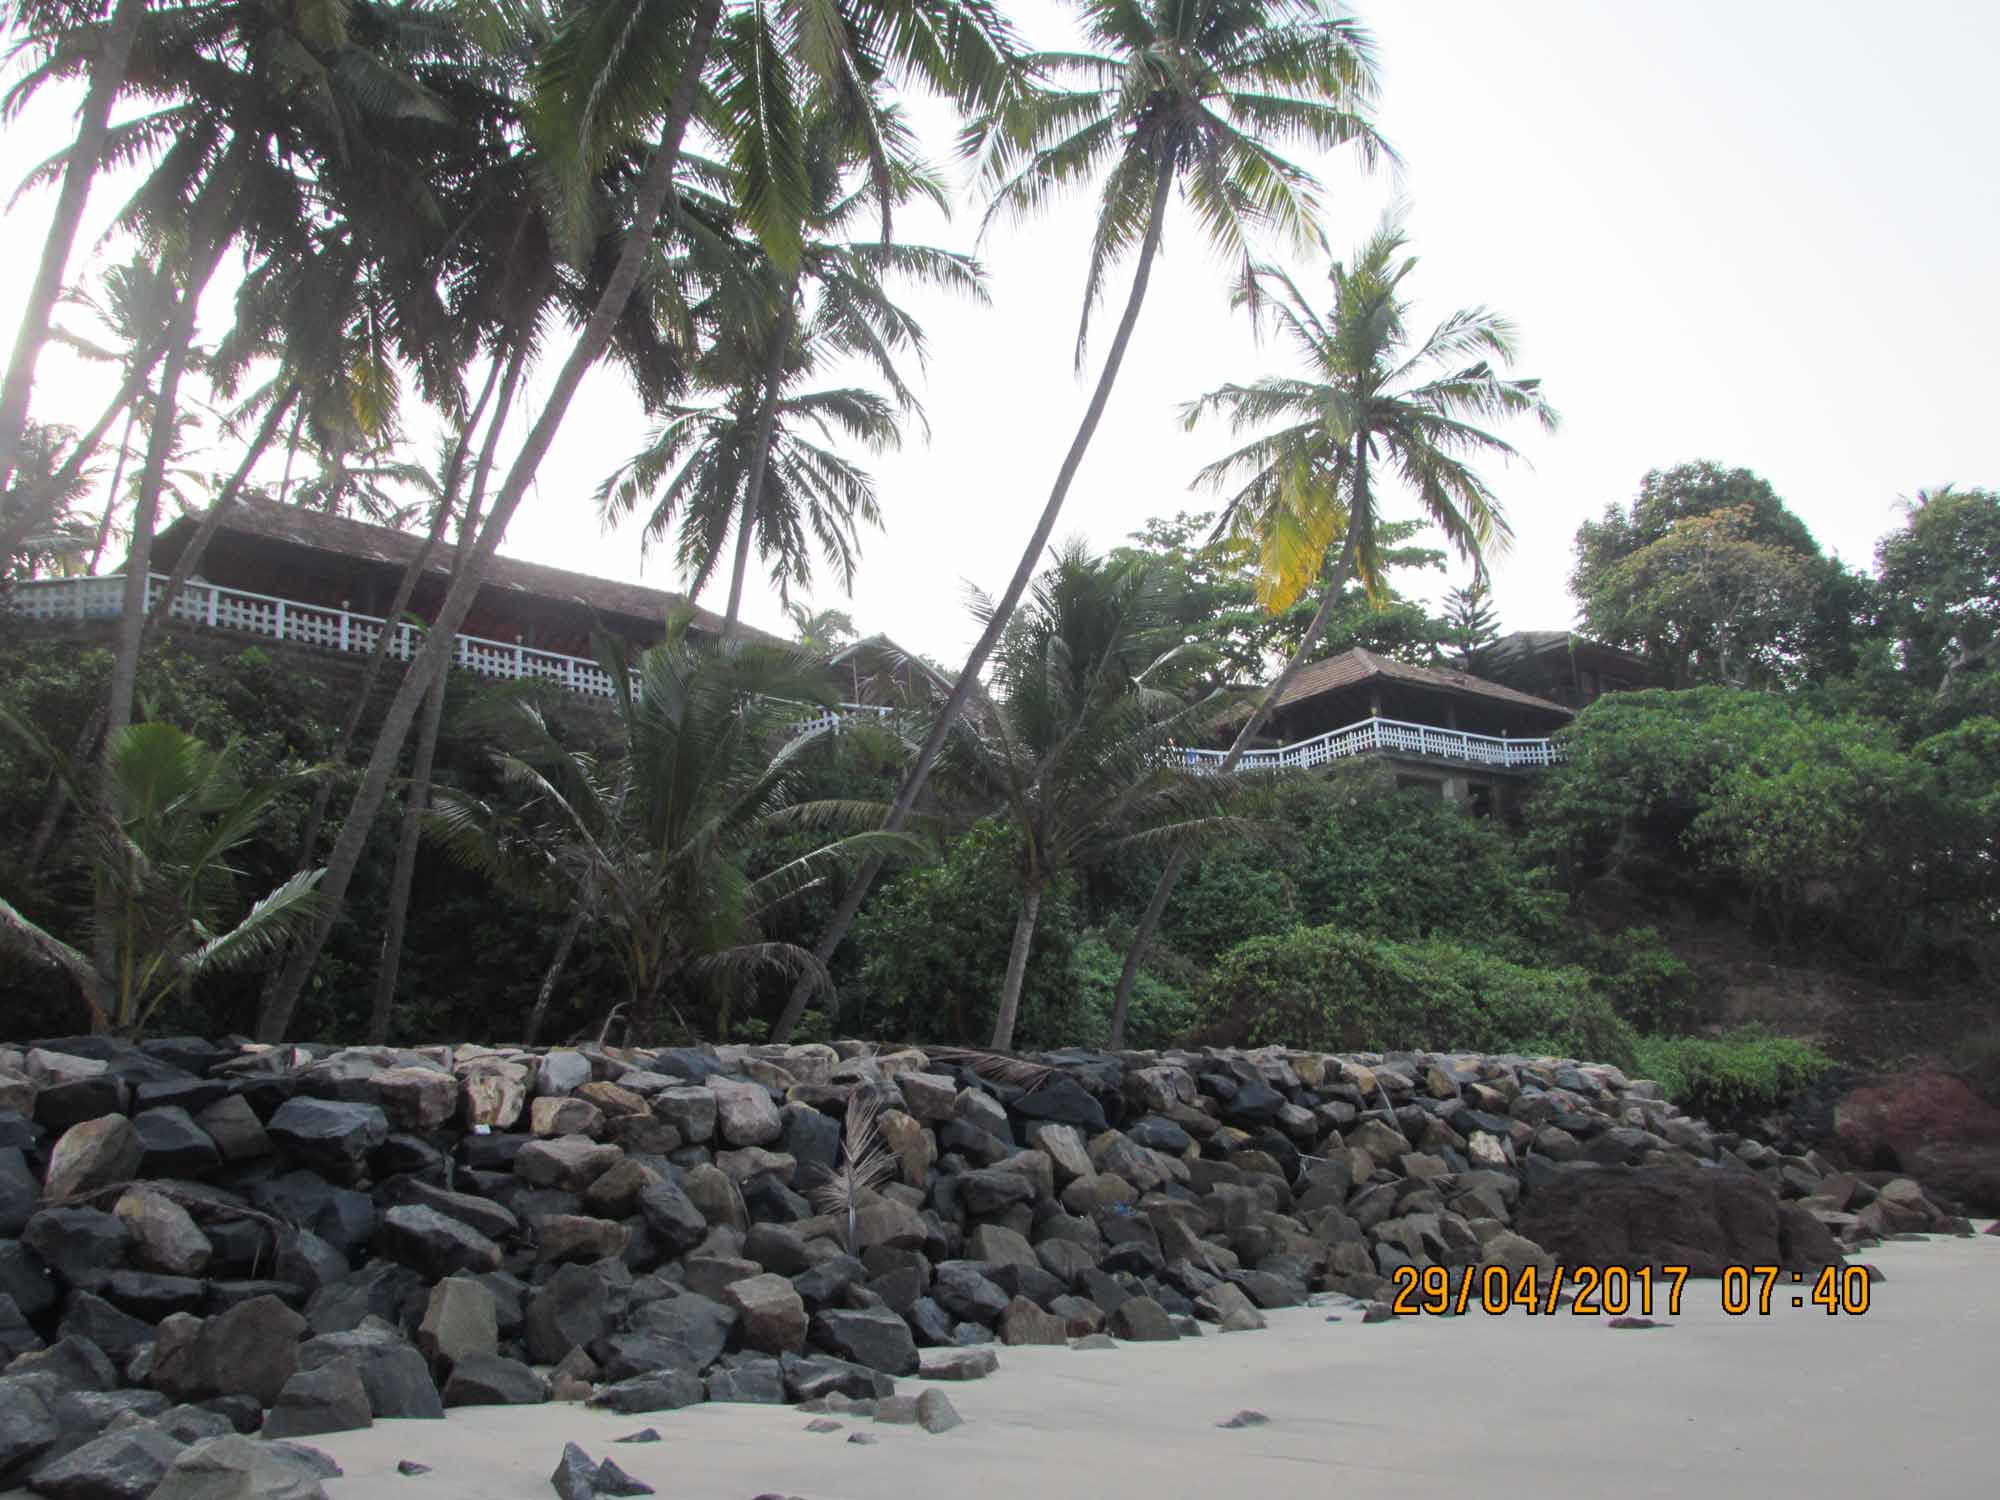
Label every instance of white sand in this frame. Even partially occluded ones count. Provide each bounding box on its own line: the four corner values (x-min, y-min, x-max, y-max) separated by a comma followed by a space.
310, 1231, 1999, 1500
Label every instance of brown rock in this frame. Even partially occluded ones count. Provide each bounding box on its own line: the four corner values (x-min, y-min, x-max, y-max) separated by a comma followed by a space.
114, 1187, 212, 1276
997, 1296, 1066, 1345
374, 1068, 458, 1132
722, 1273, 807, 1355
515, 1135, 622, 1191
531, 1097, 605, 1138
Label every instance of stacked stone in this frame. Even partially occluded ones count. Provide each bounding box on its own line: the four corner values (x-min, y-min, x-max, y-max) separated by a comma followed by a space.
0, 1036, 1974, 1498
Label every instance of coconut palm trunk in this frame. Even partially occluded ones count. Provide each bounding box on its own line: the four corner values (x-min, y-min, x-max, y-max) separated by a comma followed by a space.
0, 0, 147, 498
253, 0, 725, 1040
84, 408, 140, 574
524, 908, 587, 1046
990, 883, 1043, 1051
1107, 525, 1361, 1044
721, 286, 800, 643
362, 365, 512, 1044
768, 166, 1175, 1043
289, 344, 512, 872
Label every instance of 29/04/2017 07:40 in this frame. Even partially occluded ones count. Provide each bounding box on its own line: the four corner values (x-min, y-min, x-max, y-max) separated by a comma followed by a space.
1388, 1262, 1874, 1317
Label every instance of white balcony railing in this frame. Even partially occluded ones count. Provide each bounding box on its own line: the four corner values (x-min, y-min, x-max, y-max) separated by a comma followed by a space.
1177, 714, 1563, 773
9, 575, 1559, 773
6, 574, 893, 737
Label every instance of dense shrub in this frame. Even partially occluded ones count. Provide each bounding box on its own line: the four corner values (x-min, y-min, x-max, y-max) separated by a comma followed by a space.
1630, 1028, 1834, 1120
849, 818, 1087, 1047
1067, 928, 1201, 1049
1529, 687, 2000, 962
1579, 926, 1703, 1033
1196, 923, 1638, 1069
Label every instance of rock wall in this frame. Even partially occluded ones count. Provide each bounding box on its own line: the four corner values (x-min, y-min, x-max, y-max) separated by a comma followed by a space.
0, 1036, 1977, 1497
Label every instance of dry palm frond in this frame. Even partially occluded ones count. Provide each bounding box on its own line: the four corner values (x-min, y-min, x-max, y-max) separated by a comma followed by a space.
926, 1046, 1059, 1094
810, 1087, 898, 1253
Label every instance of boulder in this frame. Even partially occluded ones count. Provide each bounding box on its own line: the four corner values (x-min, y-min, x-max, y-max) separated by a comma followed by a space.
149, 1434, 330, 1500
417, 1278, 498, 1372
588, 1372, 705, 1415
516, 1137, 622, 1192
107, 1190, 210, 1280
130, 1109, 221, 1179
265, 1101, 388, 1180
372, 1070, 458, 1133
43, 1117, 143, 1204
261, 1360, 372, 1439
441, 1355, 546, 1407
26, 1426, 184, 1500
191, 1295, 307, 1408
374, 1206, 503, 1280
191, 1099, 269, 1164
710, 1082, 782, 1148
809, 1308, 916, 1375
722, 1275, 807, 1355
1516, 1166, 1809, 1275
535, 1215, 628, 1265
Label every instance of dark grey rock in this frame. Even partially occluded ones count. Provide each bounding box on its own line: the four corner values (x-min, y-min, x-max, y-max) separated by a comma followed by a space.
130, 1109, 221, 1179
266, 1100, 388, 1181
705, 1355, 786, 1404
261, 1358, 373, 1439
440, 1355, 545, 1407
25, 1425, 183, 1500
375, 1206, 502, 1280
587, 1371, 705, 1415
810, 1308, 916, 1375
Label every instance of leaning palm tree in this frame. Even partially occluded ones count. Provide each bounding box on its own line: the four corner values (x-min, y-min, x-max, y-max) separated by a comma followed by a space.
1105, 218, 1558, 1044
771, 0, 1390, 1041
949, 544, 1243, 1049
255, 0, 1021, 1041
0, 715, 325, 1037
428, 617, 925, 1041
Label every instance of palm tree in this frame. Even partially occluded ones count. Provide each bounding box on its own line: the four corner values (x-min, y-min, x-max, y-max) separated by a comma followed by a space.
1105, 219, 1557, 1044
256, 0, 1020, 1040
771, 0, 1389, 1042
955, 546, 1240, 1049
428, 619, 924, 1042
602, 112, 986, 640
786, 602, 858, 654
0, 715, 324, 1037
0, 0, 149, 501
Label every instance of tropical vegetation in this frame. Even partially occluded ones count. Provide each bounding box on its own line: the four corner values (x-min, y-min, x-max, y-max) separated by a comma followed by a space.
0, 0, 1992, 1131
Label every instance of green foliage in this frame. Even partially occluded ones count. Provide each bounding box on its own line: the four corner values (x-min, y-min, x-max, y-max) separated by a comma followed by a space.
1531, 687, 2000, 960
427, 619, 919, 1040
1197, 924, 1638, 1069
1875, 486, 2000, 700
0, 715, 325, 1036
1444, 578, 1499, 665
1068, 928, 1200, 1050
1570, 463, 1866, 688
849, 818, 1085, 1047
1630, 1028, 1834, 1120
1110, 511, 1452, 693
1578, 926, 1702, 1034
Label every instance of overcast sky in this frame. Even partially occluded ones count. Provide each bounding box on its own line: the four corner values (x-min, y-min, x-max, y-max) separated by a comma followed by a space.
4, 0, 1996, 667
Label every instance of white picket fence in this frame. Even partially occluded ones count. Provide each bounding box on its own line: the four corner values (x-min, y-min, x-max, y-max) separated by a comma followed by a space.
6, 574, 893, 737
1177, 714, 1563, 773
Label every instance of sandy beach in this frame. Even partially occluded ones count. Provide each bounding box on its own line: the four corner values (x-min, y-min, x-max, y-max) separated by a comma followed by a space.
299, 1230, 1999, 1500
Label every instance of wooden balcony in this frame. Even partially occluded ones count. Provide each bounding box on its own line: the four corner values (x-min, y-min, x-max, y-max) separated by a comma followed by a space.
1179, 714, 1564, 774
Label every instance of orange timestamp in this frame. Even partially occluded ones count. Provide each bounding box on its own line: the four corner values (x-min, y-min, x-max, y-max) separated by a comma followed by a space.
1388, 1262, 1873, 1317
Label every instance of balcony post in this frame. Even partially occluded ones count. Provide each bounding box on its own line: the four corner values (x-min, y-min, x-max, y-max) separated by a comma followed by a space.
272, 598, 286, 642
339, 601, 351, 653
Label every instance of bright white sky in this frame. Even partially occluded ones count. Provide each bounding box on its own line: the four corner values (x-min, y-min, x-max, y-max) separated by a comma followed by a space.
4, 0, 1996, 667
